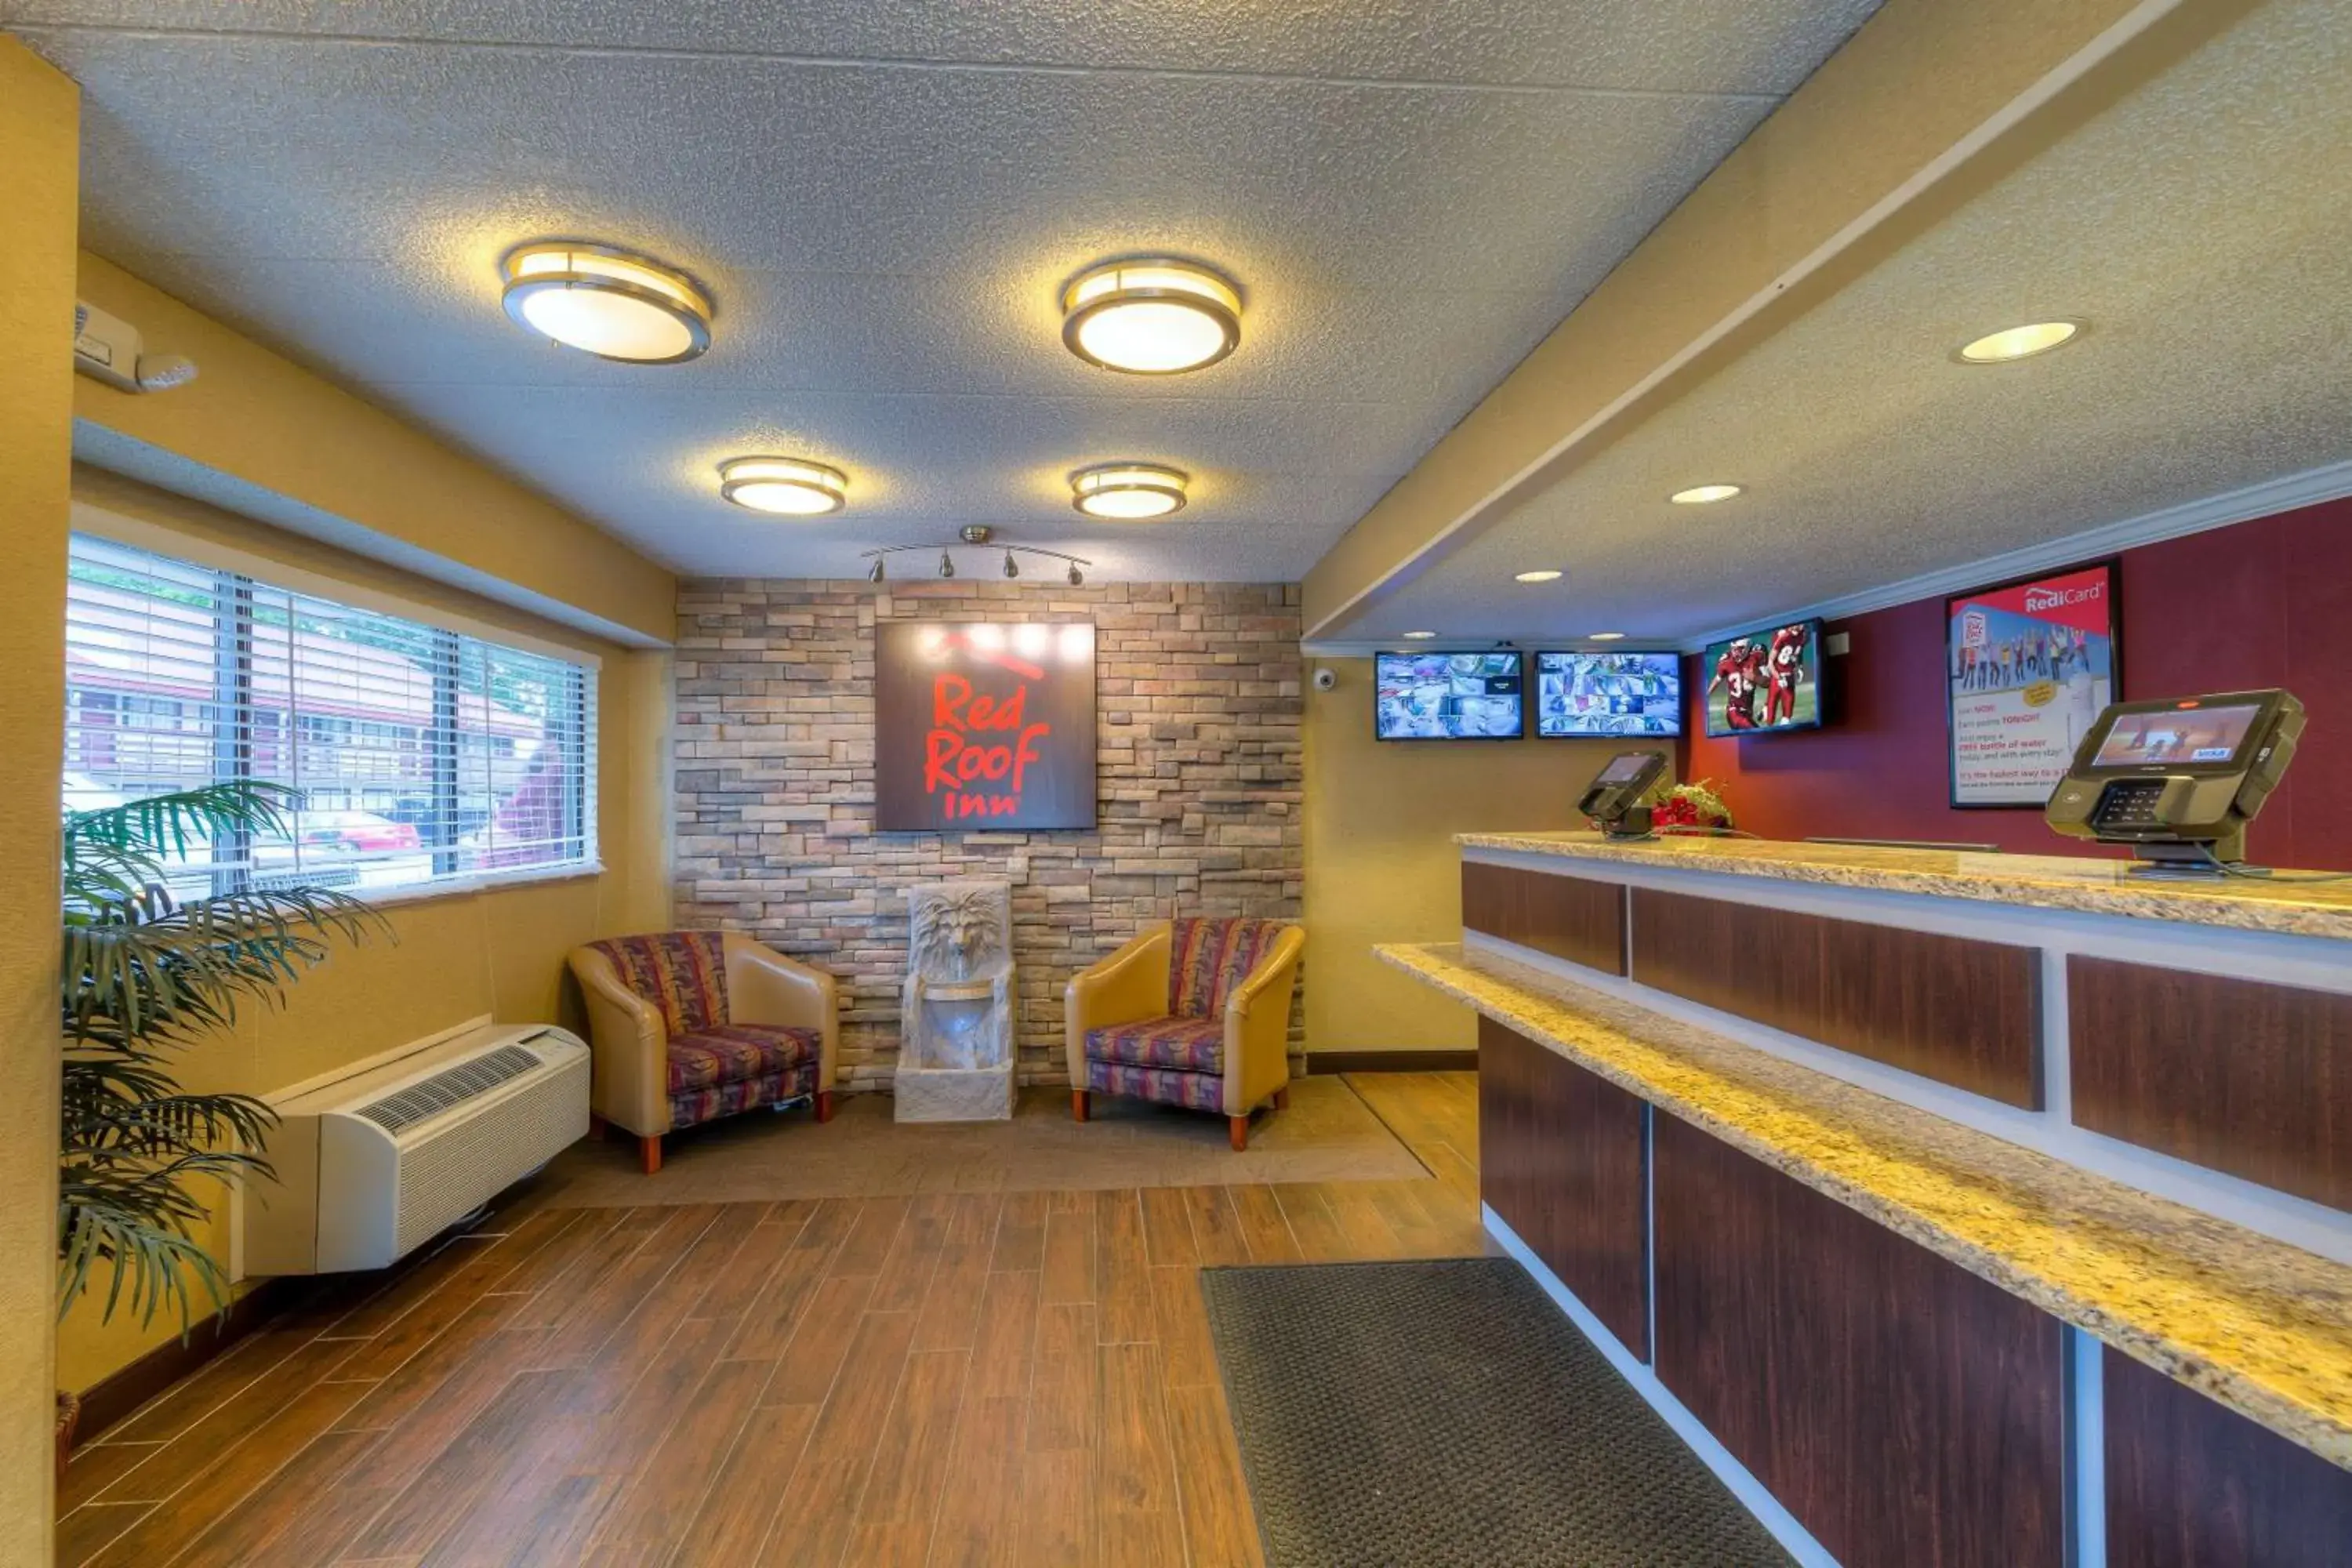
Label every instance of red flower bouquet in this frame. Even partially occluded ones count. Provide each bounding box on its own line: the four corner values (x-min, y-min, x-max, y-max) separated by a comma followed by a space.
1651, 778, 1734, 831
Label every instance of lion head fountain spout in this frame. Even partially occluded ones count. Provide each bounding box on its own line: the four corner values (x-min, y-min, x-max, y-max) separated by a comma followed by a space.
898, 880, 1017, 1120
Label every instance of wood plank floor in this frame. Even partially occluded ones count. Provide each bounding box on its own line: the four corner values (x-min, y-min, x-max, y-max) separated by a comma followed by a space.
60, 1072, 1486, 1567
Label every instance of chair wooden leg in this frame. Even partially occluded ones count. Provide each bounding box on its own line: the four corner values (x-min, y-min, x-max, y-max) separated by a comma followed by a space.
638, 1134, 662, 1176
1272, 1087, 1290, 1111
815, 1090, 835, 1123
1071, 1089, 1090, 1123
1229, 1115, 1249, 1152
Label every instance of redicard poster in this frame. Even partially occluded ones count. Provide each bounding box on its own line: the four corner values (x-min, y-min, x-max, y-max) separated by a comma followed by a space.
1946, 562, 2118, 807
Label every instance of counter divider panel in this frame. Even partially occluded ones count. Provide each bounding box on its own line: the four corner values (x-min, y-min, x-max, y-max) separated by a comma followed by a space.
1477, 1015, 1649, 1356
2071, 955, 2352, 1213
1652, 1112, 2067, 1568
1461, 860, 1626, 975
1628, 885, 2042, 1108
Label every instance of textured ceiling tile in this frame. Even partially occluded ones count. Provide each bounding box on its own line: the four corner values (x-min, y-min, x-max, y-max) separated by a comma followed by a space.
19, 7, 1851, 580
1353, 0, 2352, 642
1, 0, 1882, 95
371, 380, 1420, 578
50, 37, 1777, 280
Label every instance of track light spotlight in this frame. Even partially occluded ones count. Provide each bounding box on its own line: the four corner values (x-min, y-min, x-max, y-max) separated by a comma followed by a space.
1068, 562, 1084, 586
939, 552, 956, 579
867, 557, 884, 583
1004, 551, 1020, 579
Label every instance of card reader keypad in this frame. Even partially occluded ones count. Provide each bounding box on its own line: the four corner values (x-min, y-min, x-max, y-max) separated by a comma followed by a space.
2092, 779, 2169, 832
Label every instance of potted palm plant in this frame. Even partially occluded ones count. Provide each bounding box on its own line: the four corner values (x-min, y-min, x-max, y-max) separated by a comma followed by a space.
58, 780, 383, 1473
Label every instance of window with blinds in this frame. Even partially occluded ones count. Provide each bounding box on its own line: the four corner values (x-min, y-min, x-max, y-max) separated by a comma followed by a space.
64, 534, 597, 900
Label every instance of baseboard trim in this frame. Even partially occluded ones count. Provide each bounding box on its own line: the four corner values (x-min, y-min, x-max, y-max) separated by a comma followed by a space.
71, 1275, 305, 1446
1310, 1050, 1479, 1074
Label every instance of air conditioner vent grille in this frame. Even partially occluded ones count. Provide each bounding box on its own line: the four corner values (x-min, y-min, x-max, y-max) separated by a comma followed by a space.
355, 1043, 543, 1134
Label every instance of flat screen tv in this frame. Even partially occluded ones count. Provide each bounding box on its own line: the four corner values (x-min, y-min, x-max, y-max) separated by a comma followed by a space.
1374, 650, 1523, 740
1535, 650, 1682, 738
1701, 619, 1825, 738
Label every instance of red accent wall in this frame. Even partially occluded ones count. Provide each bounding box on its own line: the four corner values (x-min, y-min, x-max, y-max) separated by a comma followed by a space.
1681, 495, 2352, 872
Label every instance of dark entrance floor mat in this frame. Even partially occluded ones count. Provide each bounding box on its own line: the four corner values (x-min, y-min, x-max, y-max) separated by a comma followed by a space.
1199, 1258, 1796, 1567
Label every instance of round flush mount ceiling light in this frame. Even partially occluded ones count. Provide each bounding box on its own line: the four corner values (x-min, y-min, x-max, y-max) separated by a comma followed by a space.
1514, 569, 1563, 583
718, 456, 848, 516
1955, 320, 2083, 364
1062, 258, 1242, 374
1402, 630, 1438, 641
1670, 483, 1744, 505
1588, 631, 1627, 641
502, 241, 713, 363
1071, 462, 1189, 520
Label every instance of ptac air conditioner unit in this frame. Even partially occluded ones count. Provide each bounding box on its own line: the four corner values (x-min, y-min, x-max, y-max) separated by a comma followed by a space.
243, 1022, 590, 1275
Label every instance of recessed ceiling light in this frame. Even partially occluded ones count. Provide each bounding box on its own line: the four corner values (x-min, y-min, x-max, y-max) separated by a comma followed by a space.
1514, 569, 1564, 583
1402, 630, 1437, 641
1588, 631, 1627, 641
501, 241, 713, 363
718, 456, 848, 516
1670, 484, 1744, 505
1955, 320, 2082, 364
1062, 258, 1242, 375
1071, 462, 1189, 520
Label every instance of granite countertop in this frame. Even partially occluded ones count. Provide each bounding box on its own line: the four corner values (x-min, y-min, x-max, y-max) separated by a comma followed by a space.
1457, 829, 2352, 942
1378, 939, 2352, 1467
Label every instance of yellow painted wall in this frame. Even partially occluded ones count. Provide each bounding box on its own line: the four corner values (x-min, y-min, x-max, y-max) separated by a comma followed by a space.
51, 253, 681, 1396
0, 36, 78, 1557
1301, 658, 1658, 1052
55, 476, 674, 1394
74, 253, 674, 647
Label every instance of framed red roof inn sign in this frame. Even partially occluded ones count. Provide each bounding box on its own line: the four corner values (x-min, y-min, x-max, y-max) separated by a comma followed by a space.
875, 621, 1097, 830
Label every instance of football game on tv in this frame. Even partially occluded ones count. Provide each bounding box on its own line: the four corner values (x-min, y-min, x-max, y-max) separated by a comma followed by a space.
1374, 650, 1524, 740
1703, 619, 1823, 738
1535, 650, 1682, 738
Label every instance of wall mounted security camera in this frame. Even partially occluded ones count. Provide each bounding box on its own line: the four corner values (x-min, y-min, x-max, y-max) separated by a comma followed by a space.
1312, 667, 1338, 692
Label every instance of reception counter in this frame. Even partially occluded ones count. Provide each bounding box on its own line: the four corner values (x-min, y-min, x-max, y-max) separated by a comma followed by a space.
1384, 831, 2352, 1568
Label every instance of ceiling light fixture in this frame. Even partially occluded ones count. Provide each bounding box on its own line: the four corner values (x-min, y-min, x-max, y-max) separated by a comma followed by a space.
1588, 631, 1626, 641
1070, 462, 1189, 520
718, 456, 848, 516
501, 241, 713, 363
1955, 320, 2083, 364
1402, 630, 1437, 641
1062, 258, 1242, 374
857, 537, 1093, 586
1670, 484, 1744, 505
1514, 569, 1563, 583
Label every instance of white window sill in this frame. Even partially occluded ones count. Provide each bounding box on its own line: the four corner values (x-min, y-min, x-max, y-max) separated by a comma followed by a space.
353, 862, 607, 911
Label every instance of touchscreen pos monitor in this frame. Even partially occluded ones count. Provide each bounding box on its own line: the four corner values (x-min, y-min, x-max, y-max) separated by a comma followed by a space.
2045, 688, 2303, 871
1578, 750, 1669, 840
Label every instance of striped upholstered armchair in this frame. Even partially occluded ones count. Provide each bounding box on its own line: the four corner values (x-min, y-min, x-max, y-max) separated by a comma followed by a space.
1065, 916, 1304, 1150
568, 931, 838, 1174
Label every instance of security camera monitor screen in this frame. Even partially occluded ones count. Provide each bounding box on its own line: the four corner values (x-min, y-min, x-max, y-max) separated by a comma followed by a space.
2089, 702, 2264, 770
1703, 619, 1824, 738
1374, 651, 1523, 740
1535, 651, 1682, 737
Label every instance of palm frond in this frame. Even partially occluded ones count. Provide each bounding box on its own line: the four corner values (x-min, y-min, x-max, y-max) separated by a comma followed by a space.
63, 780, 296, 873
64, 885, 387, 1040
57, 784, 384, 1338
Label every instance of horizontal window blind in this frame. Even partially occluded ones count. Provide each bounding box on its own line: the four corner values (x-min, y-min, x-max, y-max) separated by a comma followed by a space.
65, 534, 597, 901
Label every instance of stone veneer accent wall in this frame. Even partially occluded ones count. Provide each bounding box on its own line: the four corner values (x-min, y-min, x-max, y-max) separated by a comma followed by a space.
673, 579, 1304, 1091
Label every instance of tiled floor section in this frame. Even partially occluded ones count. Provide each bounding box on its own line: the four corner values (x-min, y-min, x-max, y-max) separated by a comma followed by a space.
57, 1072, 1486, 1566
